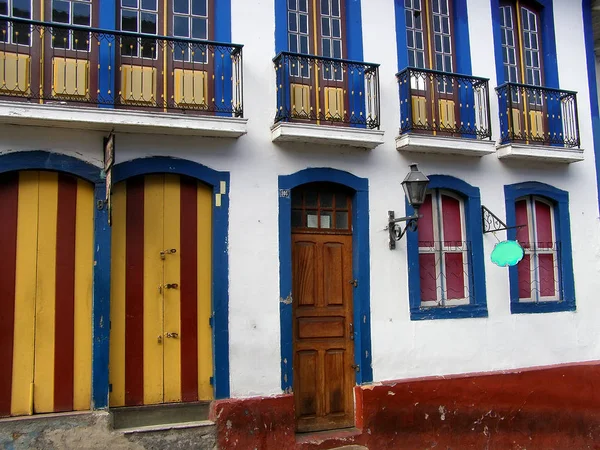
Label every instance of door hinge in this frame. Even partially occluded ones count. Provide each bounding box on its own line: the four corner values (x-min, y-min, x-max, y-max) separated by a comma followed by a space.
109, 383, 113, 393
209, 316, 214, 328
351, 364, 360, 372
349, 279, 358, 288
209, 376, 214, 386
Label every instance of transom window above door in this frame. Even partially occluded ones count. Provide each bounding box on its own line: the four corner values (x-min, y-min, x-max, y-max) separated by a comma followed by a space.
291, 184, 352, 232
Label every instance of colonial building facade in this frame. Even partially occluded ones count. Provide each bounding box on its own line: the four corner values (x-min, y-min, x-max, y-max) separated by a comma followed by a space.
0, 0, 599, 448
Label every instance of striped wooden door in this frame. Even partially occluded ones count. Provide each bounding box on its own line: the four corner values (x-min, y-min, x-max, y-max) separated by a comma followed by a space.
0, 171, 94, 417
109, 174, 213, 407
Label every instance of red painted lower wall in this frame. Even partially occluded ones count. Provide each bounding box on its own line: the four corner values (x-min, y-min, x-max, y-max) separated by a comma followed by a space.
212, 362, 600, 450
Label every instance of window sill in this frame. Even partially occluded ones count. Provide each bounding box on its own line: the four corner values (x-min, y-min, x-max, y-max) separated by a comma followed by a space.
410, 305, 488, 321
511, 301, 576, 314
496, 142, 584, 163
0, 101, 248, 138
396, 133, 495, 156
271, 122, 385, 149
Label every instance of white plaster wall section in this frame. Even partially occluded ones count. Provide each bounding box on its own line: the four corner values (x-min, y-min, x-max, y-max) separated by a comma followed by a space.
0, 123, 105, 167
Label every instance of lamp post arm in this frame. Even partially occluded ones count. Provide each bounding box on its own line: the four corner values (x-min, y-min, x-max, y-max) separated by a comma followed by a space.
388, 211, 421, 250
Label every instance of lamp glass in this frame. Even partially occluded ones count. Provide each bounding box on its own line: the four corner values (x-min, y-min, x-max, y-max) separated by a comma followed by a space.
401, 164, 429, 208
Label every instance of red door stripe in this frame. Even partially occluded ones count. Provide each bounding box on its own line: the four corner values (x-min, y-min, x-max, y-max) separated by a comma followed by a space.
125, 177, 145, 406
180, 177, 199, 402
53, 173, 78, 412
0, 173, 19, 416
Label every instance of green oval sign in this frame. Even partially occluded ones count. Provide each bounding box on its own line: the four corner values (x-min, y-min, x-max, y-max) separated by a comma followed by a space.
491, 240, 524, 267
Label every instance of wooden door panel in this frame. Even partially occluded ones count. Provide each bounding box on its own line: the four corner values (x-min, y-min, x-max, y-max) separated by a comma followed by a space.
292, 233, 354, 433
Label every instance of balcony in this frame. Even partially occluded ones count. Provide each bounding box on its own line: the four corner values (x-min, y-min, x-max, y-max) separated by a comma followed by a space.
271, 51, 384, 149
396, 67, 494, 157
495, 83, 583, 163
0, 17, 246, 138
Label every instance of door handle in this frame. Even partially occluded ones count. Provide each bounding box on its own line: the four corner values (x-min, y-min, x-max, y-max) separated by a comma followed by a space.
160, 248, 177, 260
165, 332, 179, 339
165, 283, 179, 290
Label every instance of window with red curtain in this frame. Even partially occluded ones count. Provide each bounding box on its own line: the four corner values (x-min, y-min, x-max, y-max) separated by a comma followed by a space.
417, 189, 469, 307
515, 195, 559, 302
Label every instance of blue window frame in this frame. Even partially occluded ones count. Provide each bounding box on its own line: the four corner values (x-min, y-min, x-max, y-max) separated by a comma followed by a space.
504, 182, 575, 314
406, 175, 487, 320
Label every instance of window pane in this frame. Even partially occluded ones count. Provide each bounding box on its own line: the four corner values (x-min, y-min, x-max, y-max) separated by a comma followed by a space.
320, 192, 333, 208
291, 210, 302, 227
289, 35, 297, 52
288, 12, 297, 32
534, 200, 553, 248
73, 2, 91, 26
332, 39, 341, 58
539, 254, 556, 297
441, 194, 462, 245
417, 194, 434, 246
433, 15, 440, 33
517, 255, 532, 299
434, 34, 441, 52
53, 0, 70, 23
141, 37, 156, 58
73, 30, 89, 50
405, 10, 413, 28
141, 0, 156, 10
53, 28, 70, 48
320, 0, 329, 15
320, 212, 332, 229
288, 0, 296, 10
305, 192, 318, 208
121, 36, 138, 56
335, 212, 348, 229
299, 13, 307, 33
173, 41, 188, 60
191, 17, 206, 39
419, 253, 438, 302
306, 211, 318, 228
331, 0, 339, 16
416, 51, 424, 68
321, 17, 330, 36
141, 12, 157, 34
415, 31, 423, 49
406, 30, 414, 47
332, 18, 340, 38
299, 0, 307, 12
122, 0, 137, 7
299, 35, 308, 53
444, 253, 465, 299
174, 15, 189, 37
121, 10, 138, 32
174, 0, 189, 14
192, 0, 206, 16
13, 0, 31, 18
0, 1, 7, 16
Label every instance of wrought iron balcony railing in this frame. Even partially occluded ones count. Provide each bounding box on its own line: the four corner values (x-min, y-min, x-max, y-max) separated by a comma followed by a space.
496, 83, 579, 148
273, 51, 380, 129
0, 17, 243, 116
397, 67, 491, 139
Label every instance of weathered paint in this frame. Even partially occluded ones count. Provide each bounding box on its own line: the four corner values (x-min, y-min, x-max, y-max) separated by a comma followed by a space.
212, 362, 600, 449
0, 171, 94, 417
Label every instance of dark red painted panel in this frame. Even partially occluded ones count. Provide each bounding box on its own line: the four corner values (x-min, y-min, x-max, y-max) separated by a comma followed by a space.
125, 177, 145, 406
419, 253, 437, 302
417, 194, 433, 246
535, 199, 554, 248
518, 254, 532, 299
444, 252, 465, 299
515, 199, 529, 247
441, 194, 462, 245
180, 176, 199, 402
0, 172, 19, 417
53, 173, 78, 412
539, 254, 556, 297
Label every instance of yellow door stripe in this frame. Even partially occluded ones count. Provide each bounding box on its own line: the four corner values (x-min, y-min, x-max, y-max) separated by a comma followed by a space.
143, 175, 165, 405
11, 171, 39, 416
163, 175, 182, 403
73, 179, 94, 411
197, 182, 213, 400
34, 171, 59, 413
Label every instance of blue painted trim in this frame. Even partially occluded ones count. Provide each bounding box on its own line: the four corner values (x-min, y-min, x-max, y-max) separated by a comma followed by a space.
582, 0, 600, 214
113, 157, 231, 399
214, 0, 233, 116
394, 0, 408, 71
0, 151, 111, 409
504, 182, 576, 314
97, 0, 116, 108
275, 0, 287, 54
490, 0, 559, 87
278, 168, 372, 391
406, 175, 488, 320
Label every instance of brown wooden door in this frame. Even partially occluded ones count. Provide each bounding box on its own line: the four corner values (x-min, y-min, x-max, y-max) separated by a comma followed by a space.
292, 233, 355, 433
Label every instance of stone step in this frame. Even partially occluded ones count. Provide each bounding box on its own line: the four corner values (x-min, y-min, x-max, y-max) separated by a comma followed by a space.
111, 401, 211, 430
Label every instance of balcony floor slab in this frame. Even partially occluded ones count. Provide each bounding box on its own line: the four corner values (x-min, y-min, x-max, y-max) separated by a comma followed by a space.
496, 142, 584, 163
395, 133, 495, 156
271, 122, 385, 149
0, 101, 247, 138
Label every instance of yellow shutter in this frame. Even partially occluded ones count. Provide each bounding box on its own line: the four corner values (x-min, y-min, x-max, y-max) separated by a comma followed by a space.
324, 87, 344, 121
511, 108, 522, 136
0, 52, 30, 95
529, 109, 544, 139
412, 95, 427, 126
438, 99, 455, 131
173, 69, 208, 108
52, 57, 89, 98
290, 83, 310, 118
121, 66, 156, 104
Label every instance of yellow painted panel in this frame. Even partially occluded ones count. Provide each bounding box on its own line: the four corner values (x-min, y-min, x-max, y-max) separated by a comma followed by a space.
33, 171, 59, 414
174, 69, 208, 107
163, 175, 181, 403
529, 109, 544, 139
291, 83, 310, 117
143, 175, 164, 405
109, 182, 127, 407
73, 179, 93, 411
53, 57, 89, 98
511, 108, 522, 136
121, 65, 157, 103
0, 52, 30, 94
324, 87, 344, 121
11, 171, 39, 416
197, 182, 213, 400
438, 99, 455, 130
412, 95, 427, 125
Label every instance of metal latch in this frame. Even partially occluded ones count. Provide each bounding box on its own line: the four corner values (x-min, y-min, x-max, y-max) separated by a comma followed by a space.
349, 279, 358, 288
165, 332, 179, 339
160, 248, 177, 260
159, 283, 179, 293
351, 364, 360, 372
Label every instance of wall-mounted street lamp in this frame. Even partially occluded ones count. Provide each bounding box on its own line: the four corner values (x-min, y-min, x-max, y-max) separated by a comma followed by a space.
388, 163, 430, 250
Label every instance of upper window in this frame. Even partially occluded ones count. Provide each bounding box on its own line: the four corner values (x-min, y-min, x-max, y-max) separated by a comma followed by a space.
499, 2, 542, 86
404, 0, 455, 73
407, 176, 487, 320
505, 182, 576, 314
172, 0, 209, 62
0, 0, 33, 45
120, 0, 158, 58
51, 0, 91, 51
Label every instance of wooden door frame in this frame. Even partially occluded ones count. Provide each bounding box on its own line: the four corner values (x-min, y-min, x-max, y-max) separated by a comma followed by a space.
278, 168, 373, 396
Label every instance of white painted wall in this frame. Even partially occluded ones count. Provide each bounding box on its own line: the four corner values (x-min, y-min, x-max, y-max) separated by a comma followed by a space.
1, 0, 599, 398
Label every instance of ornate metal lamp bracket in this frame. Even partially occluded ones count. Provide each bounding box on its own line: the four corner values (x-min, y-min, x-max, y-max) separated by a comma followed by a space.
482, 205, 525, 234
388, 210, 420, 249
